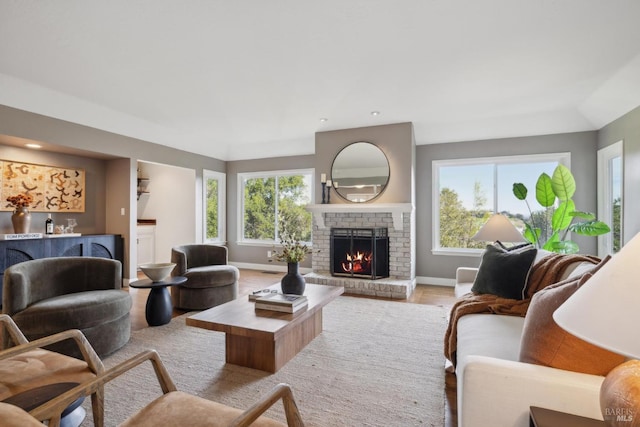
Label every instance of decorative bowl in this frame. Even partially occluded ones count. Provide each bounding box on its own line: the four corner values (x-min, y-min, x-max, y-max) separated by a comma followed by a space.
139, 263, 176, 282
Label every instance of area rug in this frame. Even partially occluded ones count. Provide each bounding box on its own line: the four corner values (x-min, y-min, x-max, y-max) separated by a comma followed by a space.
82, 296, 448, 427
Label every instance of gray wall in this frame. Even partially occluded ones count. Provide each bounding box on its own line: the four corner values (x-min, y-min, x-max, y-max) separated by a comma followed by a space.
226, 154, 316, 268
226, 122, 416, 269
416, 131, 599, 281
105, 158, 134, 275
0, 105, 225, 279
597, 105, 640, 244
3, 104, 634, 282
0, 106, 226, 173
0, 144, 107, 236
315, 122, 414, 204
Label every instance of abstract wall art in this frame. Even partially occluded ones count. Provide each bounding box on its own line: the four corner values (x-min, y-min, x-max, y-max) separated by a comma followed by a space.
1, 160, 85, 212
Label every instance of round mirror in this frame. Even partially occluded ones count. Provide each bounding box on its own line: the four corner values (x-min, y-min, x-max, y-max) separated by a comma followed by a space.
331, 141, 390, 202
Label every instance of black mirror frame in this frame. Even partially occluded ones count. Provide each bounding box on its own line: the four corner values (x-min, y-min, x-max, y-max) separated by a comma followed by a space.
330, 141, 390, 203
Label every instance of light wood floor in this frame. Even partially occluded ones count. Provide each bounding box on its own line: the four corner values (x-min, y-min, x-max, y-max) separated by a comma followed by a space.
127, 269, 458, 427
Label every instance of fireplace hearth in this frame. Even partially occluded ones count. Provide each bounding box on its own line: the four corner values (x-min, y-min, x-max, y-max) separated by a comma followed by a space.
330, 228, 389, 279
306, 204, 415, 298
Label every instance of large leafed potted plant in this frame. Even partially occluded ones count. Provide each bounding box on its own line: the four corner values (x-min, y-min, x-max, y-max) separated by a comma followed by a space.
512, 164, 610, 254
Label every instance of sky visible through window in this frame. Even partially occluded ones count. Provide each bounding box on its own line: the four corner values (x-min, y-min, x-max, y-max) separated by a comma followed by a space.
439, 161, 560, 218
612, 156, 622, 200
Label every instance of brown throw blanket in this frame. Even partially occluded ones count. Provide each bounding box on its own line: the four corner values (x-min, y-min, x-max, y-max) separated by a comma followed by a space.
444, 253, 600, 367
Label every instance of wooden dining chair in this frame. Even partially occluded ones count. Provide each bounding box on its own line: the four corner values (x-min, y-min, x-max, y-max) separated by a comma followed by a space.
28, 349, 305, 427
0, 314, 105, 427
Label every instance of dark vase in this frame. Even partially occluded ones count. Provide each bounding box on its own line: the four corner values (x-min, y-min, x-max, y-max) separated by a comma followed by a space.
281, 262, 306, 295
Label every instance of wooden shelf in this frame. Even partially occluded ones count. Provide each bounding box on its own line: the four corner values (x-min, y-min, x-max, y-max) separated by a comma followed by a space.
137, 178, 150, 200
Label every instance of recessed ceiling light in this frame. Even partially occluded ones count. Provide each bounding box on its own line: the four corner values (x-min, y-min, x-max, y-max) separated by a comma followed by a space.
319, 118, 328, 122
25, 143, 42, 149
370, 111, 381, 116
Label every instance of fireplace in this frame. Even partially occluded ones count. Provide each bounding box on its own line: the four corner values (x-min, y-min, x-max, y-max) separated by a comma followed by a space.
330, 228, 389, 279
306, 204, 415, 298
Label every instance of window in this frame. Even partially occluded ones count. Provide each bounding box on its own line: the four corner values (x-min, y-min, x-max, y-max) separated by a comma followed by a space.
433, 153, 570, 254
238, 169, 313, 245
203, 170, 225, 243
597, 141, 623, 256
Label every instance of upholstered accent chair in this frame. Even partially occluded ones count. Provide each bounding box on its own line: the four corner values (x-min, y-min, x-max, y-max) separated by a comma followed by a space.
2, 257, 132, 358
170, 244, 239, 310
2, 349, 305, 427
0, 314, 105, 427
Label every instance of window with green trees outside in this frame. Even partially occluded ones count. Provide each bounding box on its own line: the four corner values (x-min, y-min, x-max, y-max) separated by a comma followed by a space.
240, 169, 313, 244
203, 169, 225, 242
433, 153, 570, 253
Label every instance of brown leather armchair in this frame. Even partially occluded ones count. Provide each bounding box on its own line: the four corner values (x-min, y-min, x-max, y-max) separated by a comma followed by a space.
5, 349, 305, 427
0, 314, 104, 427
171, 244, 239, 310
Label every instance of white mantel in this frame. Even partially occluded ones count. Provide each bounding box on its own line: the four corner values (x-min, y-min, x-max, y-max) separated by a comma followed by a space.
306, 203, 414, 231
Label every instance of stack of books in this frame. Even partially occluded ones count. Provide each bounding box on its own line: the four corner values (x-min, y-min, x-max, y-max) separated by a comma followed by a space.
255, 293, 308, 313
248, 289, 278, 301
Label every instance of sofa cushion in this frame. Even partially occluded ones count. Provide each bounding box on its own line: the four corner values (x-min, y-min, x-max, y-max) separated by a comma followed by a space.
519, 257, 624, 376
12, 290, 132, 336
471, 244, 537, 300
456, 314, 526, 371
561, 260, 600, 281
0, 348, 95, 401
121, 391, 285, 427
183, 265, 239, 288
0, 402, 44, 426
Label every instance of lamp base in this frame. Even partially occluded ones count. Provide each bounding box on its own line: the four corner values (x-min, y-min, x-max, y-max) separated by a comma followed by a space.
600, 360, 640, 426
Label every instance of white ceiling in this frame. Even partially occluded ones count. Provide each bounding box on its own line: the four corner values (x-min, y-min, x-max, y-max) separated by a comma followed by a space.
1, 1, 639, 161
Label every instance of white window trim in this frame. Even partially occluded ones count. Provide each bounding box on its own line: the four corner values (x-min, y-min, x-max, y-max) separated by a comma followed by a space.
432, 152, 571, 255
203, 169, 226, 244
237, 168, 314, 245
597, 140, 623, 257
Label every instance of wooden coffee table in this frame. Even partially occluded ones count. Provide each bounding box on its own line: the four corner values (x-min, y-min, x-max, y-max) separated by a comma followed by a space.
186, 283, 344, 372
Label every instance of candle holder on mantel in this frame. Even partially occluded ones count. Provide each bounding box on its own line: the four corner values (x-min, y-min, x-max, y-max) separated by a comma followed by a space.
326, 180, 332, 204
321, 182, 327, 204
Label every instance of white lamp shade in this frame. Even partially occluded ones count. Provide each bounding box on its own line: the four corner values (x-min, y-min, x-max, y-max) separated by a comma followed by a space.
553, 231, 640, 360
471, 214, 527, 243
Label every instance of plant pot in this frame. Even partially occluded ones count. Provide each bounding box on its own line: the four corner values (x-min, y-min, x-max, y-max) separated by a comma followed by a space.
281, 262, 305, 295
11, 207, 32, 234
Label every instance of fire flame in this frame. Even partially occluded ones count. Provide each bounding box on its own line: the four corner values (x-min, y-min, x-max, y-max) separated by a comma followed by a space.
341, 251, 372, 273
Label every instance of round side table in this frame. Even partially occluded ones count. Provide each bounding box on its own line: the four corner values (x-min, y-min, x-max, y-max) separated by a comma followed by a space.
129, 276, 187, 326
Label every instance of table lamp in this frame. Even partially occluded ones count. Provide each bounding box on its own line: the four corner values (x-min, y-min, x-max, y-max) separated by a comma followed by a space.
471, 213, 527, 244
554, 232, 640, 426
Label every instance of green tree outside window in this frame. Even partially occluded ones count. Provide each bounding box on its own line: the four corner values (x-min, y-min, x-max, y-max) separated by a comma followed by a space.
242, 172, 312, 243
205, 178, 219, 240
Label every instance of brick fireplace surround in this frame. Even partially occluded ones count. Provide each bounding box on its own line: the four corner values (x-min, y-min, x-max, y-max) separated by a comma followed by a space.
305, 203, 416, 299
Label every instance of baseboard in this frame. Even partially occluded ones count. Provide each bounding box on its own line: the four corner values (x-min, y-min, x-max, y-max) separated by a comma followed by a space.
416, 276, 455, 287
231, 262, 313, 274
231, 264, 454, 287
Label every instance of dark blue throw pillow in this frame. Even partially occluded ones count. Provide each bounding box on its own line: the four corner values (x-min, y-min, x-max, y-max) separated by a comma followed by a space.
471, 243, 537, 300
495, 241, 534, 252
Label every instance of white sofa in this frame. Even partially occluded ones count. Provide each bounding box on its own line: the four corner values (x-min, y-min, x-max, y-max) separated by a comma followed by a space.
453, 253, 605, 427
